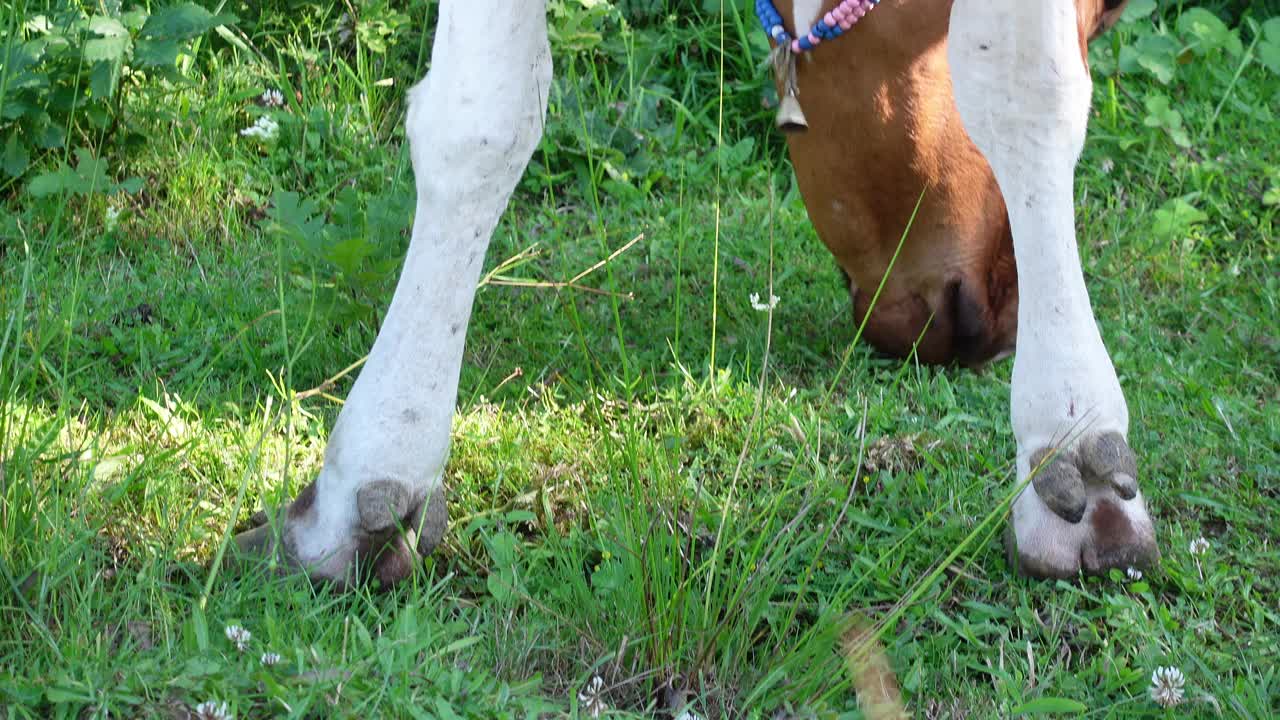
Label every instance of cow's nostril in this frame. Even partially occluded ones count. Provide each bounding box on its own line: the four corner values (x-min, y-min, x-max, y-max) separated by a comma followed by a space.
947, 278, 1016, 367
949, 279, 989, 349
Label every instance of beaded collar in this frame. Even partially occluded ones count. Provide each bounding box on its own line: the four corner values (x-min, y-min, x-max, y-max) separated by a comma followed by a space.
753, 0, 883, 132
755, 0, 883, 54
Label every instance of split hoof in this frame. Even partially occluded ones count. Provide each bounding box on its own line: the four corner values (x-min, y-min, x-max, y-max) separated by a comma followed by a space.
1010, 432, 1159, 579
231, 478, 448, 589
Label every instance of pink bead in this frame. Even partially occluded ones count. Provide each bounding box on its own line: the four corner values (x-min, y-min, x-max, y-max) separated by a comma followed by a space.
834, 4, 849, 19
839, 18, 853, 30
808, 32, 821, 45
791, 39, 802, 52
853, 7, 865, 18
824, 11, 836, 26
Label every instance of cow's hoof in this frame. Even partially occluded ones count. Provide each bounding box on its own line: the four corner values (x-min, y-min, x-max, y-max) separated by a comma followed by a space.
232, 481, 448, 588
1008, 432, 1158, 579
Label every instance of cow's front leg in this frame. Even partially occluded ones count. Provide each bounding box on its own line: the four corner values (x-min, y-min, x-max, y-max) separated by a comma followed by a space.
235, 0, 551, 586
948, 1, 1159, 577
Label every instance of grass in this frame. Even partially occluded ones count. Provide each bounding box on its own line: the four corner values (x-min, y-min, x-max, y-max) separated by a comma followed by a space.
2, 1, 1278, 717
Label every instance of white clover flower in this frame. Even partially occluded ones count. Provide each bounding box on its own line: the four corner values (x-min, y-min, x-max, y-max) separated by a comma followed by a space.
104, 205, 121, 231
1126, 567, 1142, 581
1099, 157, 1115, 175
194, 700, 233, 720
1149, 666, 1185, 708
1189, 537, 1210, 556
577, 675, 607, 718
260, 651, 281, 666
224, 624, 251, 651
239, 116, 279, 141
750, 292, 780, 311
261, 89, 285, 108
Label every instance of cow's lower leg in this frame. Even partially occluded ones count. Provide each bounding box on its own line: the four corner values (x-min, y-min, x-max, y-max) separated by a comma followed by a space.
235, 0, 551, 586
948, 1, 1158, 577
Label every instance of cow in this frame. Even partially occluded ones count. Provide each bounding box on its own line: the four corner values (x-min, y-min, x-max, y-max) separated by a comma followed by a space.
234, 0, 1160, 586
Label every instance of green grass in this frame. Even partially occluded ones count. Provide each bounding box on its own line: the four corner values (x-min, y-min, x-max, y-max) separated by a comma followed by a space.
2, 1, 1278, 717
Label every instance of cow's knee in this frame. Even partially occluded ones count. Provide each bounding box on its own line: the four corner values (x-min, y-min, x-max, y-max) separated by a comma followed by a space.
405, 1, 551, 207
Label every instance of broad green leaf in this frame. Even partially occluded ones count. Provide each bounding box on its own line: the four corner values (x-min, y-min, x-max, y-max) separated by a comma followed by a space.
2, 133, 29, 178
268, 190, 328, 253
487, 567, 522, 603
27, 168, 74, 197
1132, 34, 1180, 83
2, 100, 31, 121
2, 38, 48, 74
141, 3, 235, 40
1012, 697, 1088, 715
72, 148, 110, 187
1152, 197, 1208, 240
5, 69, 48, 92
1258, 40, 1280, 75
1176, 8, 1242, 56
327, 235, 374, 276
38, 123, 65, 150
87, 15, 127, 37
83, 35, 129, 63
89, 61, 117, 99
1142, 94, 1183, 130
133, 38, 181, 67
1264, 18, 1280, 44
180, 656, 220, 677
1120, 0, 1156, 23
120, 9, 149, 31
486, 530, 520, 567
27, 149, 115, 197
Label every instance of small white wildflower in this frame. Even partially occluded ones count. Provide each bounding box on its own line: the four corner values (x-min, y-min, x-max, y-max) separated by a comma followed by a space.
675, 712, 702, 720
193, 700, 233, 720
260, 651, 281, 666
749, 292, 780, 311
224, 624, 251, 651
1149, 666, 1185, 708
239, 116, 279, 141
1126, 567, 1142, 581
261, 89, 285, 108
104, 205, 121, 231
577, 675, 607, 718
1189, 537, 1210, 556
1099, 157, 1115, 175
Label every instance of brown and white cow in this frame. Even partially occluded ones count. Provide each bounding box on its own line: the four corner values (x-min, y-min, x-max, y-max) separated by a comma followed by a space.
235, 0, 1160, 584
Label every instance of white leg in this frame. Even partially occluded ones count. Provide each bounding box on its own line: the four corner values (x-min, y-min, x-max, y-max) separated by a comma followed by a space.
948, 1, 1158, 577
237, 0, 551, 585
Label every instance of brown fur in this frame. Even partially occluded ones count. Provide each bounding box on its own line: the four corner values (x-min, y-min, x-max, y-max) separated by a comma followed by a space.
775, 0, 1128, 364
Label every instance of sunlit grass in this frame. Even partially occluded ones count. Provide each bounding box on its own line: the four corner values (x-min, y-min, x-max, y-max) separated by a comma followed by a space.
2, 1, 1278, 717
